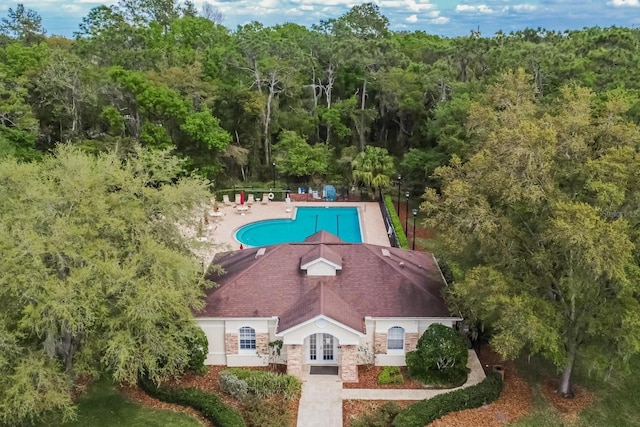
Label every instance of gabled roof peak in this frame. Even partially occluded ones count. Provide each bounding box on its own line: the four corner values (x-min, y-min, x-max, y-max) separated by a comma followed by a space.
300, 244, 342, 275
303, 230, 344, 244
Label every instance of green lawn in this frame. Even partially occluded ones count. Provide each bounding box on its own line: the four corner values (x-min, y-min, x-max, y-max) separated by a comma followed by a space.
49, 378, 203, 427
510, 354, 640, 427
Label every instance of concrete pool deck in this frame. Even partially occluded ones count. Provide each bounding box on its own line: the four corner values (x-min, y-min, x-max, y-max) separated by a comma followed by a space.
196, 201, 391, 265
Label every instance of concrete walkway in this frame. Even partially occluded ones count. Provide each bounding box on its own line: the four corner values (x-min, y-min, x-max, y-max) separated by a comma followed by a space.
296, 351, 485, 426
342, 350, 485, 400
296, 369, 343, 427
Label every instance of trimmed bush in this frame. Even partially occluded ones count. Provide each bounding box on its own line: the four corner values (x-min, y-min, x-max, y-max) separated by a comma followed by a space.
350, 401, 401, 427
139, 376, 246, 427
225, 368, 301, 400
184, 325, 209, 375
219, 370, 249, 399
406, 324, 468, 387
377, 366, 404, 385
243, 395, 293, 427
383, 194, 408, 248
392, 372, 503, 427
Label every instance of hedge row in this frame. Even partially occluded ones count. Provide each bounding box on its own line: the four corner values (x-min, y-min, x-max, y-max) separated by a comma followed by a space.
139, 376, 246, 427
392, 372, 503, 427
224, 368, 302, 400
383, 194, 409, 248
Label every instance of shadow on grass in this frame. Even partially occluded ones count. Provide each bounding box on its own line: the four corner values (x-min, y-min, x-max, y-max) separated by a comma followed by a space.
44, 377, 202, 427
510, 353, 640, 427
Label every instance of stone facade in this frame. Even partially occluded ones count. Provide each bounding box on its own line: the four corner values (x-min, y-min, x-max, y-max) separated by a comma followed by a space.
224, 333, 238, 355
256, 333, 269, 355
374, 333, 387, 354
405, 333, 419, 352
286, 344, 303, 378
340, 345, 358, 382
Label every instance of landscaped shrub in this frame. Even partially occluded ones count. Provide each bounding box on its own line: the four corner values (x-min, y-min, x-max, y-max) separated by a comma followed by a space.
383, 194, 409, 248
219, 370, 249, 399
377, 366, 404, 385
224, 368, 301, 400
243, 395, 293, 427
406, 324, 468, 387
349, 401, 401, 427
392, 372, 503, 427
184, 325, 209, 375
139, 376, 246, 427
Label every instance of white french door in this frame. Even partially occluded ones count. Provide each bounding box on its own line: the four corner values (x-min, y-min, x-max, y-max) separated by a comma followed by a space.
308, 333, 337, 364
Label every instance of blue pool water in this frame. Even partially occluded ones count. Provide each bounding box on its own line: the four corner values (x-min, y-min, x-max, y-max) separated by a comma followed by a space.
235, 207, 362, 247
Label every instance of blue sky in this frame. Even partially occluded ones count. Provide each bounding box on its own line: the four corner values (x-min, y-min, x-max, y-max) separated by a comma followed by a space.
7, 0, 640, 38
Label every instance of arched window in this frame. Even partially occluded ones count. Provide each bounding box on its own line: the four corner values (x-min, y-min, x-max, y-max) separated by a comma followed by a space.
387, 326, 405, 351
239, 326, 256, 350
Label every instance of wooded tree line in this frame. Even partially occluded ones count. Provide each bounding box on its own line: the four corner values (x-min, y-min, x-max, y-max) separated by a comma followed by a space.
2, 1, 640, 423
2, 1, 639, 190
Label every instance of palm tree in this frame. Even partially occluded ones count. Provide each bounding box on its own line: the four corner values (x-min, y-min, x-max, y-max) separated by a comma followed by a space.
352, 146, 395, 199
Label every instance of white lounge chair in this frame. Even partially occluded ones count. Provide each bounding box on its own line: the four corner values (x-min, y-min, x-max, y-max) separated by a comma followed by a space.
234, 193, 241, 205
247, 194, 255, 206
261, 193, 270, 205
222, 194, 232, 206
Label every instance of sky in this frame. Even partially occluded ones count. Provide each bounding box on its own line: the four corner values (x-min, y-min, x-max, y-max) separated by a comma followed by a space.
7, 0, 640, 39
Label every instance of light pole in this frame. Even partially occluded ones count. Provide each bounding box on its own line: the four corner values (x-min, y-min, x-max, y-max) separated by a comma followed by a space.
272, 162, 276, 188
412, 209, 418, 250
405, 191, 410, 234
396, 174, 402, 214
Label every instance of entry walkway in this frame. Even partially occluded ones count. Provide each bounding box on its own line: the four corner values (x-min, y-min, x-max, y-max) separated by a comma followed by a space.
296, 368, 343, 427
296, 350, 485, 426
342, 350, 485, 400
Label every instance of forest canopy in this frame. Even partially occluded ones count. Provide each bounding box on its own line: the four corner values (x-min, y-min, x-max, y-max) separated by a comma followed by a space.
1, 1, 640, 422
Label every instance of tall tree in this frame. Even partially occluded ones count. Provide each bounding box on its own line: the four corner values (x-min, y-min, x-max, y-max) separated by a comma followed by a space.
0, 4, 45, 45
0, 146, 212, 425
421, 69, 640, 397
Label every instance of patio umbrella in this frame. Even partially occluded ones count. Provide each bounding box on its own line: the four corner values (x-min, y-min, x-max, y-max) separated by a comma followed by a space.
240, 190, 245, 205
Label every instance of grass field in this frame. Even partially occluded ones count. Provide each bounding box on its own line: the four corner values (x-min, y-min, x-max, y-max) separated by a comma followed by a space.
510, 354, 640, 427
50, 378, 203, 427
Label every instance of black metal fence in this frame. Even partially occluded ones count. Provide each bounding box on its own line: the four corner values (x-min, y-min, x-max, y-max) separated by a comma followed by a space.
378, 194, 400, 248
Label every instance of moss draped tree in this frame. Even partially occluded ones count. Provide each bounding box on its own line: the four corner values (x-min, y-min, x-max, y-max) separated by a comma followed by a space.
0, 145, 212, 425
421, 69, 640, 397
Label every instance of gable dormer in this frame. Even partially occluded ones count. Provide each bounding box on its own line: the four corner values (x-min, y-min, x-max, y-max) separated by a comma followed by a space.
300, 244, 342, 276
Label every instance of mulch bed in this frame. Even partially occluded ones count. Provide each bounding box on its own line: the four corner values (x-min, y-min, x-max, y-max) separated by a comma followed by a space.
541, 380, 596, 422
343, 346, 596, 427
343, 365, 425, 389
120, 365, 299, 427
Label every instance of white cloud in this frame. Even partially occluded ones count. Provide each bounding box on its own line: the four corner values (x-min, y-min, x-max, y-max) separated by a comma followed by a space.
61, 4, 82, 13
430, 16, 450, 24
511, 4, 537, 12
406, 14, 418, 22
607, 0, 640, 6
284, 7, 305, 16
455, 4, 495, 14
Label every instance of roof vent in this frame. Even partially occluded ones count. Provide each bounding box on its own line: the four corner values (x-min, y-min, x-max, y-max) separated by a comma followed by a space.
381, 249, 391, 258
398, 261, 405, 268
255, 248, 266, 258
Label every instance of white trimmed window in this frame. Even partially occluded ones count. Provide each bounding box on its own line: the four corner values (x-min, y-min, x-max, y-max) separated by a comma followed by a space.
387, 326, 405, 351
239, 327, 256, 350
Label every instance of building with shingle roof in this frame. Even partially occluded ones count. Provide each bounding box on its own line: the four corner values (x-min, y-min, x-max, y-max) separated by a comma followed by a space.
196, 231, 460, 382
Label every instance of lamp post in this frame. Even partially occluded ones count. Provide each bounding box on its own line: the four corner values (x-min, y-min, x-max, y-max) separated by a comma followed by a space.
412, 209, 418, 250
405, 191, 410, 234
396, 174, 402, 214
272, 162, 276, 188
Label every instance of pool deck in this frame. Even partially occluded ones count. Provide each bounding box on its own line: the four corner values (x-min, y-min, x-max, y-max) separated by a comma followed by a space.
196, 201, 391, 265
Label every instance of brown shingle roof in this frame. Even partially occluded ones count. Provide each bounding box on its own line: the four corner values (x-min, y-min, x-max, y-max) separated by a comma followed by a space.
198, 232, 452, 333
278, 283, 363, 332
300, 244, 343, 270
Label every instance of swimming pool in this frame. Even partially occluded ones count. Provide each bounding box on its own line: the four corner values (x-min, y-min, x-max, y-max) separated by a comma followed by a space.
235, 207, 362, 247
